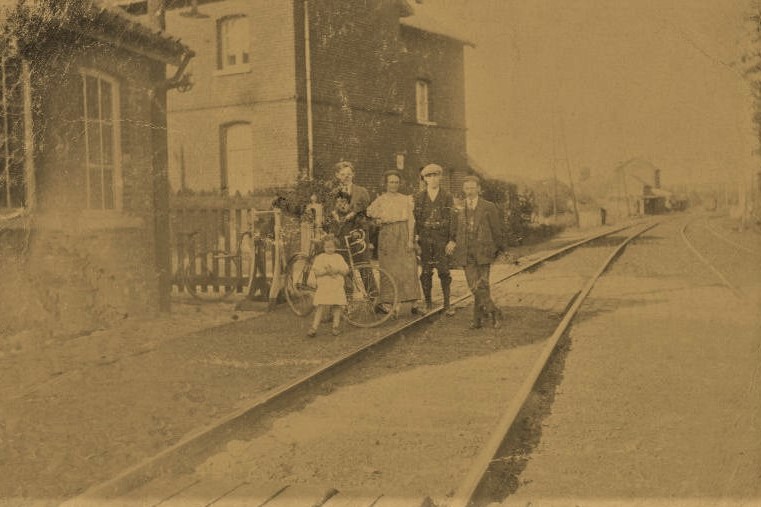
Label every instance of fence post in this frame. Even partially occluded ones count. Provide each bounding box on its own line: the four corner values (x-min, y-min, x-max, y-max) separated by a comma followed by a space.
244, 207, 256, 296
300, 201, 323, 252
268, 209, 284, 308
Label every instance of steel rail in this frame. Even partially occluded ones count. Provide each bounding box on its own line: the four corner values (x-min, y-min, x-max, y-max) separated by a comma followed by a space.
703, 216, 759, 255
445, 219, 662, 507
65, 220, 647, 504
680, 216, 744, 299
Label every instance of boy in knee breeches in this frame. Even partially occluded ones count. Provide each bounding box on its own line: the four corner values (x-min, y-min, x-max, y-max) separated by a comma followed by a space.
413, 164, 457, 315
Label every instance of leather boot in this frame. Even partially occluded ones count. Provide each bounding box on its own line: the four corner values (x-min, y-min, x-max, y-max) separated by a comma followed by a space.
442, 282, 454, 316
420, 272, 433, 312
470, 303, 483, 329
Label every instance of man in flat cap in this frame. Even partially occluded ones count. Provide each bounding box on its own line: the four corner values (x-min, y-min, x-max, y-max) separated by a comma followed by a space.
413, 164, 457, 315
452, 175, 504, 329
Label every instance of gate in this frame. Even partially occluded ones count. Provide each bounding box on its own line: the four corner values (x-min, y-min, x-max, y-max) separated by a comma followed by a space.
170, 203, 294, 303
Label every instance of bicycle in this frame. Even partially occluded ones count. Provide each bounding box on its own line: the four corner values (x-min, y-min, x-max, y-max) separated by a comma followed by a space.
175, 229, 262, 302
283, 231, 399, 327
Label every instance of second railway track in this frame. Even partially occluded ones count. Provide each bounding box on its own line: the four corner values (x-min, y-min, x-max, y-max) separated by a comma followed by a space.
681, 214, 761, 301
65, 218, 662, 507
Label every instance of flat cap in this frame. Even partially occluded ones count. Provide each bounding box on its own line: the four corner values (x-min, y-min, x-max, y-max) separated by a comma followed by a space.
420, 164, 443, 177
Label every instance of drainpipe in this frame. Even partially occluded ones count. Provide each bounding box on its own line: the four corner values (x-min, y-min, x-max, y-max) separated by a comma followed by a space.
304, 0, 314, 179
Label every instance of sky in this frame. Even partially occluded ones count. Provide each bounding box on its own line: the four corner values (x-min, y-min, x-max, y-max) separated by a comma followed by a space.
414, 0, 758, 188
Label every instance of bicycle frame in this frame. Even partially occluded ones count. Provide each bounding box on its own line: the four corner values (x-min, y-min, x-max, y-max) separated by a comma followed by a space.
343, 234, 371, 299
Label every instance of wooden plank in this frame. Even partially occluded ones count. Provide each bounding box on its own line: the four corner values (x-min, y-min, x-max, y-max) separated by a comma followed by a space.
370, 494, 430, 507
322, 490, 381, 507
152, 476, 246, 507
263, 485, 334, 507
209, 483, 286, 507
117, 474, 200, 506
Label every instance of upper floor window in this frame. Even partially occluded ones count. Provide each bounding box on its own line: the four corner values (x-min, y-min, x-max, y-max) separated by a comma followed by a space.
81, 70, 121, 210
416, 79, 431, 124
217, 15, 250, 71
221, 122, 253, 196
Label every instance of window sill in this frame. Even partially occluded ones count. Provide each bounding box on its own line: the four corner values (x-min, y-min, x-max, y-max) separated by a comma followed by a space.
31, 211, 146, 232
402, 121, 466, 131
213, 65, 252, 77
404, 120, 439, 127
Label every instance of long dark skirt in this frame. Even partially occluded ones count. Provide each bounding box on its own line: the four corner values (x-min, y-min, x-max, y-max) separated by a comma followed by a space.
379, 221, 421, 303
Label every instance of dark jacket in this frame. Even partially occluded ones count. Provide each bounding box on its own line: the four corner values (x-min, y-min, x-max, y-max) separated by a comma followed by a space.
345, 183, 371, 215
413, 188, 457, 243
452, 198, 504, 266
323, 209, 369, 262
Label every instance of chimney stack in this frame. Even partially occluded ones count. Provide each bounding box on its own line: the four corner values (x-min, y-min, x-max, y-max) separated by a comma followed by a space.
654, 169, 661, 189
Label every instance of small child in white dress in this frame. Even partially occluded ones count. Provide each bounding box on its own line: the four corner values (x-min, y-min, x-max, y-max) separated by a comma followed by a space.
307, 234, 350, 337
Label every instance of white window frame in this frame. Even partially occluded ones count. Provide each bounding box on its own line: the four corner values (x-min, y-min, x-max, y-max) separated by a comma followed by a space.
220, 121, 254, 196
0, 58, 27, 216
217, 15, 251, 75
415, 79, 435, 125
80, 68, 122, 211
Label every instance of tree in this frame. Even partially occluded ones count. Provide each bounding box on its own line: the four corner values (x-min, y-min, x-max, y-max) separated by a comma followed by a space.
479, 177, 535, 246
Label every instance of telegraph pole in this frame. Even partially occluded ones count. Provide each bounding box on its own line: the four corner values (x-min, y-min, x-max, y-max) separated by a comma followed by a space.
551, 117, 558, 221
559, 115, 580, 227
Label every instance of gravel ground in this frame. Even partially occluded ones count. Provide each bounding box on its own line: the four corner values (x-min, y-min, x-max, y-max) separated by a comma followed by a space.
503, 216, 761, 506
0, 221, 637, 506
100, 230, 636, 506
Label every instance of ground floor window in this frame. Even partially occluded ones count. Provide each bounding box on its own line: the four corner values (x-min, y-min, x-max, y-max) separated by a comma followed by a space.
81, 69, 121, 210
0, 58, 26, 211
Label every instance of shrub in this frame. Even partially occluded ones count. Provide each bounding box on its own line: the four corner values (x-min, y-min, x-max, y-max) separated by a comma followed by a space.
480, 178, 535, 247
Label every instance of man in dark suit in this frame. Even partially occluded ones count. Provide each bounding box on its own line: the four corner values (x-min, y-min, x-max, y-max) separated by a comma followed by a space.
452, 175, 504, 329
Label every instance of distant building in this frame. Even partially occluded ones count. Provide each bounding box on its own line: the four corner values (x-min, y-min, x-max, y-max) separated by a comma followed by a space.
119, 0, 471, 197
605, 158, 673, 217
0, 0, 192, 336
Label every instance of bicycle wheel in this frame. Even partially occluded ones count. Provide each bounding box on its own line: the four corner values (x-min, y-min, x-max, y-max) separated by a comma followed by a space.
284, 254, 316, 316
184, 252, 240, 302
344, 262, 398, 328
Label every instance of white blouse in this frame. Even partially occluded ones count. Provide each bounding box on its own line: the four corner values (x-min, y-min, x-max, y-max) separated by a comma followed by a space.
367, 192, 415, 224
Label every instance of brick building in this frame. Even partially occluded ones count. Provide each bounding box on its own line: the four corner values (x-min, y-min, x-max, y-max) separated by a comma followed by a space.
0, 0, 192, 337
120, 0, 470, 197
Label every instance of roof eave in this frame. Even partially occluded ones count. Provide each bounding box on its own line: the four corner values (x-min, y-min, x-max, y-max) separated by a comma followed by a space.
77, 23, 191, 66
7, 1, 192, 66
397, 0, 415, 17
400, 21, 476, 48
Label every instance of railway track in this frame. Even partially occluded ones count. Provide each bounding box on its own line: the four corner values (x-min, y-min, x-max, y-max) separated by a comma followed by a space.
703, 216, 759, 256
64, 218, 661, 507
680, 214, 758, 300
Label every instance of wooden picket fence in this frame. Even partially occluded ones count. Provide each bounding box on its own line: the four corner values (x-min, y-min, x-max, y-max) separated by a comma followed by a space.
170, 205, 289, 302
169, 192, 326, 303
